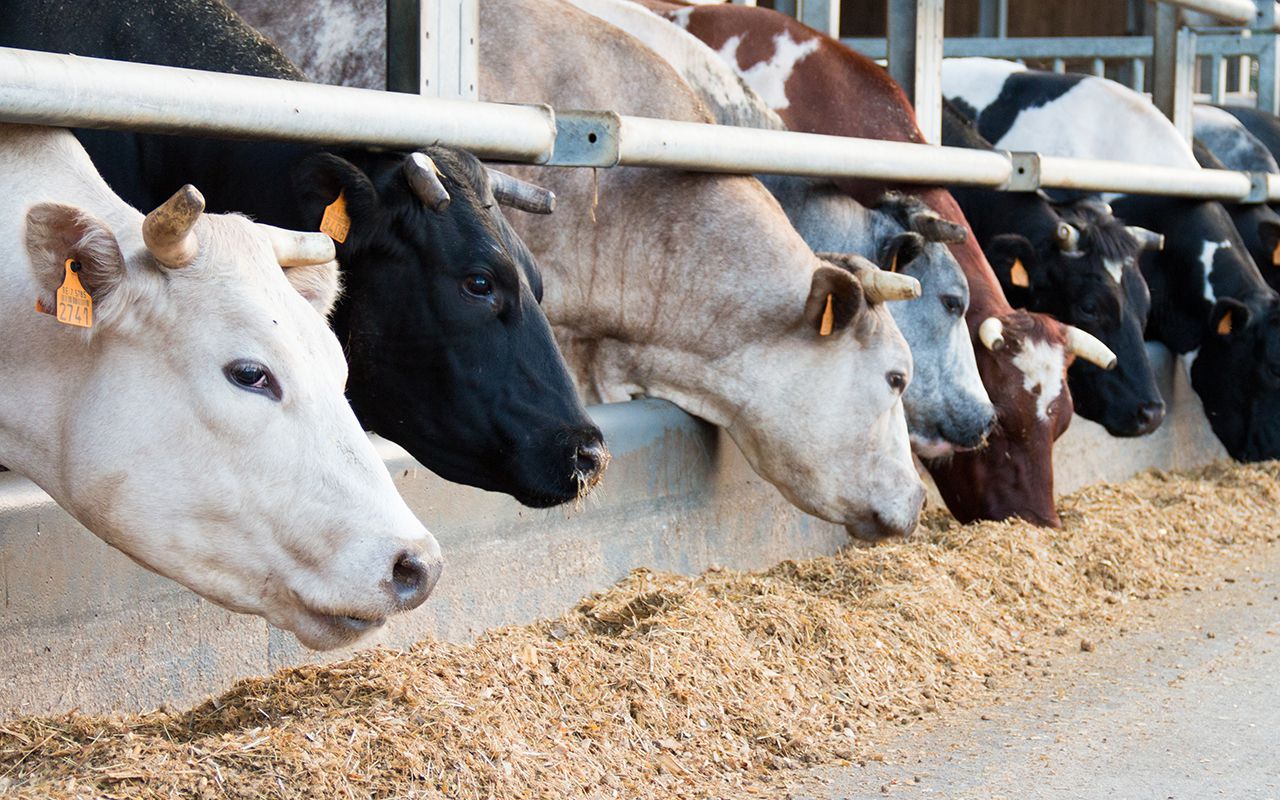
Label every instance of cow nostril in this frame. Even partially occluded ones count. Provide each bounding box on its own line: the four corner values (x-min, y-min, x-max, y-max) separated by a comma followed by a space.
1137, 401, 1166, 428
572, 435, 609, 482
391, 552, 440, 610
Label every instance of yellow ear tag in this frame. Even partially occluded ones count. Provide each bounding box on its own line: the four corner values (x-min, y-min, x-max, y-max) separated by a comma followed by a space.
1271, 240, 1280, 266
55, 259, 93, 328
319, 191, 351, 244
1217, 311, 1233, 336
1010, 258, 1031, 288
818, 293, 835, 336
889, 252, 899, 273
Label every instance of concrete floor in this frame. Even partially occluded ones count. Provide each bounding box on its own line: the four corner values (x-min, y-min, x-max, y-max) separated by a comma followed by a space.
796, 544, 1280, 800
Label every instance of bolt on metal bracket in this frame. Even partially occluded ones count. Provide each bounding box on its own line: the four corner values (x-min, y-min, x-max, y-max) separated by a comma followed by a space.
1005, 152, 1042, 192
547, 109, 621, 167
1246, 171, 1271, 204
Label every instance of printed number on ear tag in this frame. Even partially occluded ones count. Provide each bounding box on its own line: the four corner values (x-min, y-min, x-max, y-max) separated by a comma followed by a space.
320, 191, 351, 244
819, 294, 835, 337
55, 259, 93, 328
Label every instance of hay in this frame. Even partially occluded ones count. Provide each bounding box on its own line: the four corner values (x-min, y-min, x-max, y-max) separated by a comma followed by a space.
2, 461, 1278, 799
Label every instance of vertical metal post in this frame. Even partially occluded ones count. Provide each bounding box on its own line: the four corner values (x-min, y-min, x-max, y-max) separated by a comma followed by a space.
977, 0, 1008, 38
1153, 3, 1196, 141
385, 0, 478, 99
1259, 0, 1279, 112
887, 0, 945, 144
774, 0, 799, 17
800, 0, 840, 35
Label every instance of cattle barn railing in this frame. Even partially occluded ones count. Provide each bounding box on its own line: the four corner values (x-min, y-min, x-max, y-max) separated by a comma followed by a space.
0, 45, 1277, 204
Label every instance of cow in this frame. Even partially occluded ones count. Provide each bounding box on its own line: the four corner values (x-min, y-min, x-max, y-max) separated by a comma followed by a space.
1192, 106, 1280, 292
941, 100, 1166, 437
943, 57, 1280, 462
655, 2, 1094, 527
1, 123, 443, 650
570, 0, 996, 457
1218, 104, 1280, 167
0, 0, 608, 509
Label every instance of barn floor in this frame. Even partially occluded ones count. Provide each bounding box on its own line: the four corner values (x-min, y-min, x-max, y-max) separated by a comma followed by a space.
796, 544, 1280, 800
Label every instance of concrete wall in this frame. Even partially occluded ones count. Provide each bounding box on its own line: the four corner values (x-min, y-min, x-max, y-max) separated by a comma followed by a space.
0, 345, 1225, 719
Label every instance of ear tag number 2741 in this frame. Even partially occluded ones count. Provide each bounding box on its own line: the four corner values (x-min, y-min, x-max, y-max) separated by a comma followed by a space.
56, 259, 93, 328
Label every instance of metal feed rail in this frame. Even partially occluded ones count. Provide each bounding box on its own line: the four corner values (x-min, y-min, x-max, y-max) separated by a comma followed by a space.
0, 46, 1277, 203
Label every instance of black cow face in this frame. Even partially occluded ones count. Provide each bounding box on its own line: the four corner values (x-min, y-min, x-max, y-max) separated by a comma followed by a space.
985, 210, 1164, 437
293, 147, 606, 507
1192, 298, 1280, 461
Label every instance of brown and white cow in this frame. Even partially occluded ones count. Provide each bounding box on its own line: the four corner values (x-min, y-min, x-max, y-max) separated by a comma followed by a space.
653, 2, 1088, 526
2, 123, 442, 650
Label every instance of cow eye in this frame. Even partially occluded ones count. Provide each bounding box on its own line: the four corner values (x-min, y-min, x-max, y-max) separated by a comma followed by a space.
462, 273, 495, 298
1077, 300, 1099, 321
886, 370, 907, 393
940, 294, 965, 316
224, 360, 279, 400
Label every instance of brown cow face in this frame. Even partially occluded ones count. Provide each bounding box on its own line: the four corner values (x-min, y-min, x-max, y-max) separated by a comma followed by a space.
923, 311, 1072, 527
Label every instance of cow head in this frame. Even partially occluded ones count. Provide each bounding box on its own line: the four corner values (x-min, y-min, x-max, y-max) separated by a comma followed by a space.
985, 199, 1165, 437
719, 252, 924, 539
873, 193, 996, 456
23, 184, 441, 650
1191, 296, 1280, 461
924, 311, 1083, 527
294, 147, 607, 508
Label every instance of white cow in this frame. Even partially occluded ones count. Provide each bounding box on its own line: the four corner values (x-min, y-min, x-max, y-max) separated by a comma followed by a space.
2, 124, 442, 650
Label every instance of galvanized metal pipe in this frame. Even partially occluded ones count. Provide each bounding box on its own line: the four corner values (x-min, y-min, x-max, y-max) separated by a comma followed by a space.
0, 46, 556, 161
1161, 0, 1257, 25
1037, 155, 1255, 199
616, 116, 1014, 186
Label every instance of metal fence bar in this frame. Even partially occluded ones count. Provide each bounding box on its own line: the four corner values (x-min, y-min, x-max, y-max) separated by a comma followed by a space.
1159, 0, 1257, 25
800, 0, 840, 37
887, 0, 945, 143
844, 32, 1267, 61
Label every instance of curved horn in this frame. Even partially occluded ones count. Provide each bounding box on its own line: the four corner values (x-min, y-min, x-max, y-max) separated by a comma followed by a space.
143, 184, 204, 268
1064, 325, 1118, 370
488, 169, 556, 214
1126, 225, 1165, 252
1054, 222, 1081, 252
260, 224, 337, 267
908, 208, 968, 244
404, 152, 451, 213
978, 317, 1005, 351
861, 270, 922, 303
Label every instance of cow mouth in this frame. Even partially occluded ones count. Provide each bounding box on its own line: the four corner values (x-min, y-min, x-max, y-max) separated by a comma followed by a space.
911, 435, 956, 459
295, 598, 388, 640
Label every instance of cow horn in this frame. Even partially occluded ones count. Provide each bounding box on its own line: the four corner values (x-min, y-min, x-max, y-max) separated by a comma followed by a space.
1064, 325, 1118, 370
143, 184, 204, 268
404, 153, 451, 213
1055, 222, 1081, 252
488, 169, 556, 214
978, 317, 1005, 351
908, 208, 968, 244
861, 270, 922, 303
260, 224, 337, 267
1126, 225, 1165, 251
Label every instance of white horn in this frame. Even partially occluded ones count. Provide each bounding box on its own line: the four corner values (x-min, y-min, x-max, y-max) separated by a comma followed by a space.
488, 169, 556, 214
143, 184, 204, 268
1054, 222, 1080, 252
861, 270, 922, 303
1065, 325, 1118, 370
978, 317, 1005, 351
260, 224, 337, 267
1126, 226, 1165, 251
404, 152, 451, 213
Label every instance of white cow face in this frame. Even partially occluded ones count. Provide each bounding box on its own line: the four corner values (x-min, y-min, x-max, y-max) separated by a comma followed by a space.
722, 258, 925, 539
23, 191, 442, 650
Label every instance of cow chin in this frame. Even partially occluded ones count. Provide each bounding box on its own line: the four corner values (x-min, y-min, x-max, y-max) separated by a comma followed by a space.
910, 435, 957, 460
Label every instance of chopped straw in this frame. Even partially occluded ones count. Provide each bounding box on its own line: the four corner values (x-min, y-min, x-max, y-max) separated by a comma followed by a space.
2, 461, 1278, 799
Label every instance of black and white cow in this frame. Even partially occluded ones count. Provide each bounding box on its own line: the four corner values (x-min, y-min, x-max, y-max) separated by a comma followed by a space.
941, 100, 1165, 437
1192, 106, 1280, 292
0, 0, 607, 508
943, 58, 1280, 461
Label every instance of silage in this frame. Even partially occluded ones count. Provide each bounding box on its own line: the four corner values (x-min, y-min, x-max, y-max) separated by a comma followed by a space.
1, 461, 1277, 799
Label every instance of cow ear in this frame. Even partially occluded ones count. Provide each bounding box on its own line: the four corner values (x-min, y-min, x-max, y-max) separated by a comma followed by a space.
1257, 219, 1280, 267
25, 203, 126, 324
293, 153, 380, 242
804, 264, 864, 336
283, 262, 342, 317
985, 233, 1039, 298
1210, 298, 1251, 337
878, 232, 926, 273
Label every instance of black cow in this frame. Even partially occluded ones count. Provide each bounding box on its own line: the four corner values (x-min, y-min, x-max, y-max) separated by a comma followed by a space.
0, 0, 608, 507
1219, 105, 1280, 167
941, 102, 1165, 437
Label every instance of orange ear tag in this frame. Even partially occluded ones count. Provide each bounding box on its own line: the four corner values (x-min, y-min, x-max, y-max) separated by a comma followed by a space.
1010, 258, 1030, 288
1217, 311, 1233, 336
55, 259, 93, 328
889, 252, 899, 273
320, 191, 351, 244
819, 293, 835, 336
1271, 240, 1280, 266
